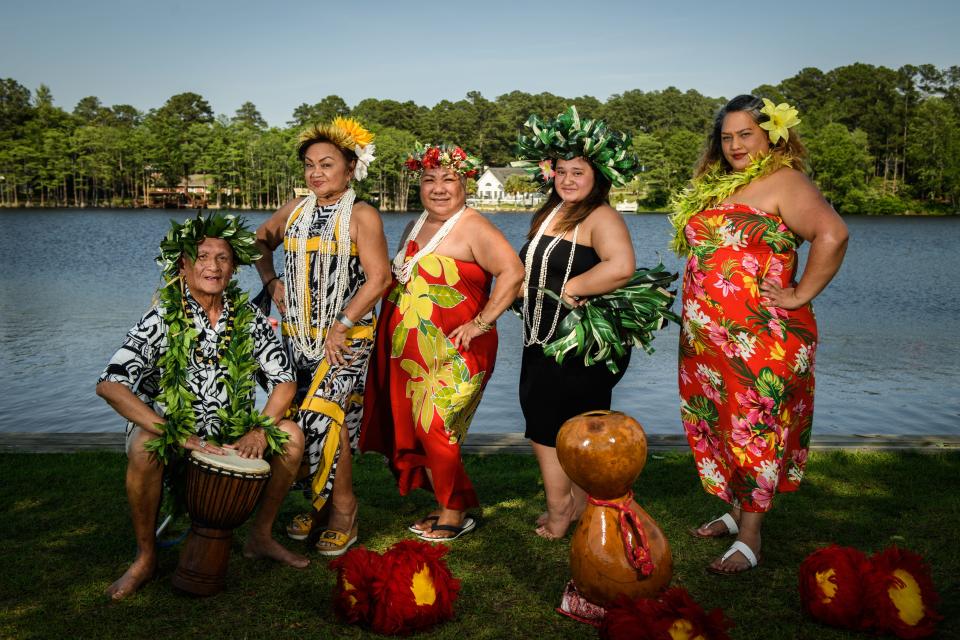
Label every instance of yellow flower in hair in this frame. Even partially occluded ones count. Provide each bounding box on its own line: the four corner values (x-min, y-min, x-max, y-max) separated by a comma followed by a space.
759, 98, 801, 144
331, 116, 375, 148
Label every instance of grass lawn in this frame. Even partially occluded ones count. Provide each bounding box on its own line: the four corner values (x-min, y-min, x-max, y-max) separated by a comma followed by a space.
1, 450, 957, 639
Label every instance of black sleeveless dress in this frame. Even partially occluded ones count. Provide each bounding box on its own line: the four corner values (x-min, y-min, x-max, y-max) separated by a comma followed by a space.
518, 237, 630, 447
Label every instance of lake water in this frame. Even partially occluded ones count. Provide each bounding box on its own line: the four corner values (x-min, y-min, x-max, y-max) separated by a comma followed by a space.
0, 209, 957, 437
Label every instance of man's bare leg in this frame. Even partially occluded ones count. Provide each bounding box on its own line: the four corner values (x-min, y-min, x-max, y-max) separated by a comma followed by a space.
107, 427, 163, 600
243, 420, 309, 568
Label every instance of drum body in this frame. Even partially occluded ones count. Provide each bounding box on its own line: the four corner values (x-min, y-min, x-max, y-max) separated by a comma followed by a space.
172, 449, 271, 596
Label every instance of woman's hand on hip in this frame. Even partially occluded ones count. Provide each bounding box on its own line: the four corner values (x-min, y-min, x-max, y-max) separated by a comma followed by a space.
324, 324, 353, 366
760, 280, 807, 310
268, 279, 287, 314
449, 321, 485, 351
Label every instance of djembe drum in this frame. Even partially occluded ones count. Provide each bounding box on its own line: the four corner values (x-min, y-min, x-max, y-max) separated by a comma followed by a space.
557, 410, 672, 607
171, 449, 271, 596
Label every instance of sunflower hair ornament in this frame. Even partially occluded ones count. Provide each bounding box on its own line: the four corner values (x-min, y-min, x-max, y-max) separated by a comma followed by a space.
157, 211, 260, 281
759, 98, 801, 145
404, 142, 481, 178
300, 116, 376, 180
513, 105, 641, 188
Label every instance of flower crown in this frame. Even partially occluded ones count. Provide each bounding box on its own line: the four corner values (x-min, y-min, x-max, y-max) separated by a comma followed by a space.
759, 98, 801, 145
299, 116, 376, 180
157, 212, 260, 281
513, 105, 641, 188
404, 142, 482, 178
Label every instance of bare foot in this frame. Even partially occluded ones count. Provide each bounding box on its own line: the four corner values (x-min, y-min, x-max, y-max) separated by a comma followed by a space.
536, 500, 584, 529
536, 499, 575, 540
244, 534, 310, 569
105, 556, 156, 601
409, 510, 441, 533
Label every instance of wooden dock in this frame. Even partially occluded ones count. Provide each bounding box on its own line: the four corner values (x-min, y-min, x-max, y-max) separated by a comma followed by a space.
2, 432, 958, 455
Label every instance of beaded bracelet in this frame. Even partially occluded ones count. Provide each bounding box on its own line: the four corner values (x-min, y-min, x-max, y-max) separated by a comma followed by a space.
473, 312, 493, 333
264, 276, 280, 288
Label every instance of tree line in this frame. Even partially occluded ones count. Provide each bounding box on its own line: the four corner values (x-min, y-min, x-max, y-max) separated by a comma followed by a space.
1, 62, 958, 213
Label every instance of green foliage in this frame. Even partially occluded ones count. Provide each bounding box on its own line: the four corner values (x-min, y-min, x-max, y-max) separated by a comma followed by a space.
504, 173, 537, 194
2, 64, 960, 212
543, 265, 680, 373
805, 123, 874, 212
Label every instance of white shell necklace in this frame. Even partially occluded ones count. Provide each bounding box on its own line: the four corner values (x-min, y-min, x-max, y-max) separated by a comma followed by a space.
522, 202, 580, 346
392, 205, 466, 284
284, 188, 355, 360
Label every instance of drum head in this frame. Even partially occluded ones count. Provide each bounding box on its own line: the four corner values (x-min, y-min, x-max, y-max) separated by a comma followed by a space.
190, 448, 271, 475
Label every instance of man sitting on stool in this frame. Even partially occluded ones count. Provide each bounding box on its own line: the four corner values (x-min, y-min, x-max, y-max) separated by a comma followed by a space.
96, 213, 308, 601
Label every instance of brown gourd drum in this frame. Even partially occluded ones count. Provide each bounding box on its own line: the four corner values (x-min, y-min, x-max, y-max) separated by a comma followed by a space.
171, 449, 271, 596
557, 410, 672, 606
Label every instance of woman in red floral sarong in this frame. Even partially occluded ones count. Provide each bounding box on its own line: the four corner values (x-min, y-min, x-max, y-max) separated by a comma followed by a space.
672, 95, 848, 574
360, 144, 523, 541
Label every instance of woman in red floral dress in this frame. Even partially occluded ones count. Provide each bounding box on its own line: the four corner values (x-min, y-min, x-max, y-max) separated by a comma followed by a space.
673, 95, 848, 574
361, 144, 523, 541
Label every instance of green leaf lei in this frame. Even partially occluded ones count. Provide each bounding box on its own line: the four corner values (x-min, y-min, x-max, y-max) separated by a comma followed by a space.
542, 264, 680, 374
144, 212, 289, 464
668, 153, 796, 257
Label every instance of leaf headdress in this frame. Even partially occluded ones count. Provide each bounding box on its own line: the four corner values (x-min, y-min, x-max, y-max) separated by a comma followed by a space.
157, 212, 260, 281
513, 106, 641, 188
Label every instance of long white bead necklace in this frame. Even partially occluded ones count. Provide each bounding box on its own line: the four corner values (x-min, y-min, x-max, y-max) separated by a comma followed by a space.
522, 202, 580, 346
392, 205, 466, 284
285, 189, 355, 360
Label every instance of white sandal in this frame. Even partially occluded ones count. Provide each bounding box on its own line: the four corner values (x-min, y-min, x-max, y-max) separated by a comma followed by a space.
708, 540, 760, 575
690, 512, 739, 538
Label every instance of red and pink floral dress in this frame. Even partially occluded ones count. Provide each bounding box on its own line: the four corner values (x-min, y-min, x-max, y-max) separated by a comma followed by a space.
679, 203, 817, 513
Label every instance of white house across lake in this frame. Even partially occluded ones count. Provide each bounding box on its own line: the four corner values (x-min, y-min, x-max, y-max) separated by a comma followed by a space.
471, 167, 545, 208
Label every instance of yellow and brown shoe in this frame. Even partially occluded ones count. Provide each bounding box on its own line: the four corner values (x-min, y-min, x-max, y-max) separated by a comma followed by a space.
286, 513, 313, 541
314, 521, 359, 557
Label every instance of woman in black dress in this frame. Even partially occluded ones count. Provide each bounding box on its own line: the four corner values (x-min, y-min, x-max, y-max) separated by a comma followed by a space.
519, 152, 637, 539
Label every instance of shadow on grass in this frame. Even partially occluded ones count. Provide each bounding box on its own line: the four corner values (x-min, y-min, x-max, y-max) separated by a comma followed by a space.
1, 450, 957, 639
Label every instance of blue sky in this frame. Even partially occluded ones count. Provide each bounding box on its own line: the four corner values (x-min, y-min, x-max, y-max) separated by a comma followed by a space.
4, 0, 958, 126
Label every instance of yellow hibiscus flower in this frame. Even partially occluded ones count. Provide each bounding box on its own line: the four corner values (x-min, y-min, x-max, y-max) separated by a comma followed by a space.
398, 275, 433, 328
759, 98, 801, 144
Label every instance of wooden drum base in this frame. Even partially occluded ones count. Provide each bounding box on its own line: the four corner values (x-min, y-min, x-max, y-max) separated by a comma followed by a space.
171, 525, 233, 596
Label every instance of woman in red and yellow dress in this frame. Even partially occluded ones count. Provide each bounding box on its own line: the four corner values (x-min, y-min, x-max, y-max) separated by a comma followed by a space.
360, 144, 523, 540
672, 95, 848, 574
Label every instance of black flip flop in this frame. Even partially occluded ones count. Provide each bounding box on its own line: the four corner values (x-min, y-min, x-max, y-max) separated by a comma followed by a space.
407, 515, 440, 534
418, 517, 476, 541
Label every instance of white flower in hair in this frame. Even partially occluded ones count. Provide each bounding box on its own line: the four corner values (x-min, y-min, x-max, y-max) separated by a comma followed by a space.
354, 143, 376, 180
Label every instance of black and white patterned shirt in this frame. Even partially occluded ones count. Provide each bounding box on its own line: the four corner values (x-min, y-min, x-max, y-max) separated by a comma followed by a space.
98, 287, 294, 439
